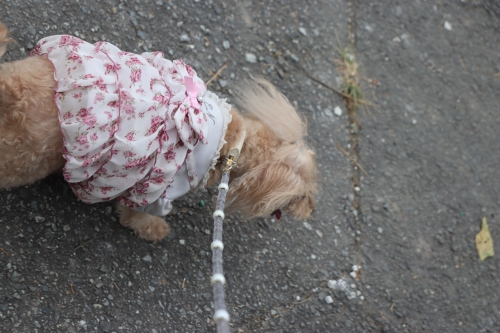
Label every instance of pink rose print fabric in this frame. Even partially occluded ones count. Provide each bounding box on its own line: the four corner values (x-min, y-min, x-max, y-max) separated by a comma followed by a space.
31, 35, 210, 209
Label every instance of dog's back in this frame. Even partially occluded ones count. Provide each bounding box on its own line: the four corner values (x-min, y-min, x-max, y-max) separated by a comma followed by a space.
0, 23, 64, 188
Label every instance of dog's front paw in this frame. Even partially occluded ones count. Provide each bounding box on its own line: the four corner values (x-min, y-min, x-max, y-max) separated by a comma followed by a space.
118, 205, 170, 242
135, 215, 170, 242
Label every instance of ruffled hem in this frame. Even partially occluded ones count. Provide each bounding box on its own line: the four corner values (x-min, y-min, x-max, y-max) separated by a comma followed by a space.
197, 91, 232, 190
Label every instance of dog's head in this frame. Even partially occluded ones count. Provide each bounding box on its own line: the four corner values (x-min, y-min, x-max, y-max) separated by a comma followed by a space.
226, 142, 317, 220
221, 78, 318, 220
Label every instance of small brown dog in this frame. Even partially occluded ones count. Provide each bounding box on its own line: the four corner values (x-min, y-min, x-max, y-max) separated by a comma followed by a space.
0, 23, 317, 241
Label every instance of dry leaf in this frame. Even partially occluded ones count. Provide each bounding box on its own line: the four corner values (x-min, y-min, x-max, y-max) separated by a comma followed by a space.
475, 217, 494, 261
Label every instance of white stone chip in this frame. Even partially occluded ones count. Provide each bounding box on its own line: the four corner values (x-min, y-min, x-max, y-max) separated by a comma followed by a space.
444, 21, 452, 31
245, 53, 257, 63
327, 280, 337, 289
334, 106, 343, 116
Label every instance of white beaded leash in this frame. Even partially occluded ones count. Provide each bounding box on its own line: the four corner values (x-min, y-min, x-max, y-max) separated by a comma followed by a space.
211, 130, 245, 333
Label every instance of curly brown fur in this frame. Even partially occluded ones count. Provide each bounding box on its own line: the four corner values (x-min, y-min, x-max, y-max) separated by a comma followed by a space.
0, 56, 65, 188
0, 23, 14, 58
207, 79, 317, 219
0, 23, 317, 242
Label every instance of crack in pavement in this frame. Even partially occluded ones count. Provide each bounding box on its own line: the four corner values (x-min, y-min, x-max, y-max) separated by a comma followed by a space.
342, 0, 363, 261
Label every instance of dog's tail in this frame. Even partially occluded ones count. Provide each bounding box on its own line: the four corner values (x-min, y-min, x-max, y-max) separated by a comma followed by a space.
236, 78, 306, 142
0, 23, 13, 58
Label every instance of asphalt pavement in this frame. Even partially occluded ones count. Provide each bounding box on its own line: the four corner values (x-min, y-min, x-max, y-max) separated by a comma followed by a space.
1, 1, 499, 332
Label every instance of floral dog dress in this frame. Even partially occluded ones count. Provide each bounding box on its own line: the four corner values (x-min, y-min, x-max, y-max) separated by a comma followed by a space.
31, 36, 231, 215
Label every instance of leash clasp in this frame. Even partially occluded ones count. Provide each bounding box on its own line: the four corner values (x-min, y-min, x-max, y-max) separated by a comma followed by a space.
222, 154, 236, 173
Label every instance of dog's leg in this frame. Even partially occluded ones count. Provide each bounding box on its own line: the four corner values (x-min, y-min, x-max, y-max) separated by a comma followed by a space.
117, 204, 170, 242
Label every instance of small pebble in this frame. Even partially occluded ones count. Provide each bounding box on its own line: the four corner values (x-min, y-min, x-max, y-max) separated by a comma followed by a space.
378, 227, 383, 234
142, 254, 152, 262
325, 295, 334, 304
444, 21, 452, 31
179, 239, 186, 245
179, 34, 190, 42
198, 200, 205, 207
334, 106, 342, 116
327, 280, 337, 289
137, 31, 146, 40
99, 320, 111, 332
222, 40, 230, 49
245, 53, 257, 63
298, 27, 307, 36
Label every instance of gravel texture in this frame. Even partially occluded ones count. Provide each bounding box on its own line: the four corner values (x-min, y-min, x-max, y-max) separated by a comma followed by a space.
1, 0, 498, 332
356, 1, 500, 332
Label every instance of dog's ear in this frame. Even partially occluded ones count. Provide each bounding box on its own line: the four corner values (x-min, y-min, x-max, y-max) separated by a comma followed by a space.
225, 162, 300, 218
226, 149, 317, 219
285, 191, 316, 219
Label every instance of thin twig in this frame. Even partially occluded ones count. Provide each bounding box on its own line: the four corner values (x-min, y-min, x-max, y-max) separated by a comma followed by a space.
113, 282, 120, 291
337, 144, 369, 177
458, 55, 468, 72
68, 282, 75, 294
303, 72, 377, 107
205, 61, 230, 86
304, 72, 350, 99
291, 293, 313, 306
0, 247, 8, 256
71, 232, 112, 252
181, 278, 186, 289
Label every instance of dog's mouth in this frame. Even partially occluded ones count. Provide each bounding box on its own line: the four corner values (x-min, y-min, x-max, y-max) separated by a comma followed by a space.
272, 209, 282, 220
